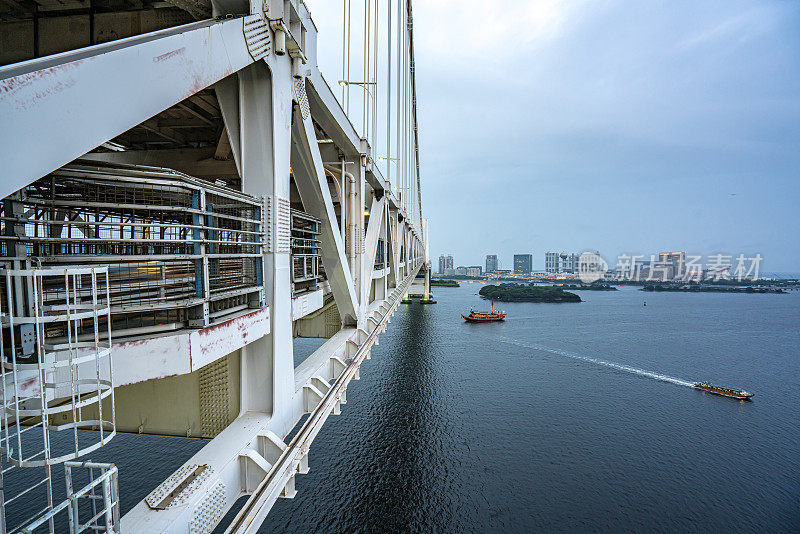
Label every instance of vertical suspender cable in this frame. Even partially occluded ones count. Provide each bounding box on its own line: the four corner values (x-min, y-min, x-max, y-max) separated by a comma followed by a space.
396, 0, 402, 211
407, 75, 411, 224
342, 0, 347, 106
404, 12, 409, 215
363, 0, 368, 139
348, 0, 351, 113
400, 3, 408, 213
400, 3, 405, 212
349, 0, 352, 114
372, 0, 378, 157
345, 0, 352, 114
386, 0, 392, 185
404, 45, 408, 220
407, 0, 423, 227
408, 7, 412, 217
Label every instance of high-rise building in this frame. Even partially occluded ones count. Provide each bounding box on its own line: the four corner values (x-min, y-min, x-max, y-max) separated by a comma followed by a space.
438, 254, 453, 274
623, 253, 685, 281
563, 253, 579, 273
486, 254, 498, 273
658, 251, 686, 280
545, 252, 558, 273
467, 266, 483, 277
513, 254, 533, 275
545, 251, 580, 273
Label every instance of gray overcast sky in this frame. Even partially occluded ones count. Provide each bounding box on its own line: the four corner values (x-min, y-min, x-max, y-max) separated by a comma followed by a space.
308, 1, 800, 272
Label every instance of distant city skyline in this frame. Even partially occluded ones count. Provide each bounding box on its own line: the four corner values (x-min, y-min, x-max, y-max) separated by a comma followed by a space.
433, 248, 797, 275
436, 249, 791, 278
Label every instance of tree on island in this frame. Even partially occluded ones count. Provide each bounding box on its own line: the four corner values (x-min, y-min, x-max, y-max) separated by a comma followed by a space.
550, 282, 617, 291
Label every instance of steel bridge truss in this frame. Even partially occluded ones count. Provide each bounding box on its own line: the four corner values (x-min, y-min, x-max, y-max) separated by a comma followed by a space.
0, 0, 428, 532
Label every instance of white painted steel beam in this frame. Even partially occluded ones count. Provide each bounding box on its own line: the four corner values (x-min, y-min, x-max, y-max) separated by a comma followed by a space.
290, 101, 360, 324
121, 267, 420, 534
386, 210, 400, 289
306, 72, 361, 158
0, 17, 257, 199
224, 267, 420, 534
363, 195, 387, 295
214, 74, 244, 176
236, 58, 295, 419
111, 307, 269, 386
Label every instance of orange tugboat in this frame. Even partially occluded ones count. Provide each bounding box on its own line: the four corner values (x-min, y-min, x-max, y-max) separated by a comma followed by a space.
462, 300, 507, 322
693, 382, 754, 400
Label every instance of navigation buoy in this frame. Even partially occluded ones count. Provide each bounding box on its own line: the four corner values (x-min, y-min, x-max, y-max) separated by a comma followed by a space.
643, 301, 647, 307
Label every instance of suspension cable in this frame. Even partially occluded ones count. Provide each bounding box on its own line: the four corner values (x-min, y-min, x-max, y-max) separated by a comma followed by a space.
386, 0, 392, 184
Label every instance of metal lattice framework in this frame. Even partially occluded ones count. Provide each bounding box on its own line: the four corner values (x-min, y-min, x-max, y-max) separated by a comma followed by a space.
1, 267, 115, 467
0, 266, 116, 533
17, 462, 120, 534
0, 0, 428, 532
1, 162, 266, 335
290, 209, 322, 297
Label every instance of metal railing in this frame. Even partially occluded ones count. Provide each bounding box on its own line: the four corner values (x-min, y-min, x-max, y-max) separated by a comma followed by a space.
290, 210, 322, 297
0, 266, 116, 534
16, 462, 120, 534
374, 239, 385, 270
0, 161, 265, 335
225, 264, 422, 533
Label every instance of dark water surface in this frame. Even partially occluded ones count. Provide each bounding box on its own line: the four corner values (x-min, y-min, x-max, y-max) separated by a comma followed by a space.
262, 284, 800, 533
15, 284, 797, 532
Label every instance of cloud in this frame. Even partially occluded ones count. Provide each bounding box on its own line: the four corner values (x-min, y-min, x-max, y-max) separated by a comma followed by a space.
415, 0, 574, 64
305, 0, 800, 270
674, 7, 775, 53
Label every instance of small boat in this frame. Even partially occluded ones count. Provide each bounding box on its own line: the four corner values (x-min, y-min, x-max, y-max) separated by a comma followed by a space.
462, 300, 506, 322
694, 382, 754, 400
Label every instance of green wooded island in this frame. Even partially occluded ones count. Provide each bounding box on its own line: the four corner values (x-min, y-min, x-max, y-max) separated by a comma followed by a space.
430, 279, 460, 287
557, 283, 617, 291
479, 284, 582, 302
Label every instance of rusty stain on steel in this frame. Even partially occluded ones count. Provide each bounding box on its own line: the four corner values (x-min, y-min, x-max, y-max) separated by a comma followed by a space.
0, 60, 83, 95
196, 308, 263, 338
190, 308, 269, 369
116, 338, 152, 348
153, 47, 186, 63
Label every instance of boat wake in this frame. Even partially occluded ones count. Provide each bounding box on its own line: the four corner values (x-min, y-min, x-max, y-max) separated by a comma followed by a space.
499, 338, 695, 388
